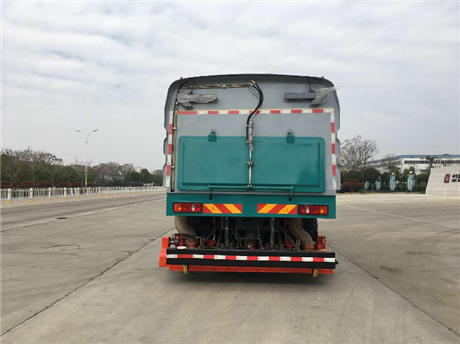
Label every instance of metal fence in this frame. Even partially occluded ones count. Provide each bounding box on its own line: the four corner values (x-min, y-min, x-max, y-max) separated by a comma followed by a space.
1, 186, 165, 202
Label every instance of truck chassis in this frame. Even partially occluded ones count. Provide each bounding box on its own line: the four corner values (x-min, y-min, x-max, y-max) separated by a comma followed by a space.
159, 217, 337, 276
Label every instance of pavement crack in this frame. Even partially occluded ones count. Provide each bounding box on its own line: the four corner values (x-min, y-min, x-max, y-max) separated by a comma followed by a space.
0, 226, 174, 337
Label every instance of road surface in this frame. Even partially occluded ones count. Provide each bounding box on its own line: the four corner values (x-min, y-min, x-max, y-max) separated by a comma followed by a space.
1, 193, 459, 343
1, 193, 166, 231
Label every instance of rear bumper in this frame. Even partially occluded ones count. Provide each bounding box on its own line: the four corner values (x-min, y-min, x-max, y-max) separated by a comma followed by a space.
159, 238, 336, 275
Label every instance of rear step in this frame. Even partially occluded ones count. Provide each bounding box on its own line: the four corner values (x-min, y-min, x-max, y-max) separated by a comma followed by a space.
159, 237, 337, 275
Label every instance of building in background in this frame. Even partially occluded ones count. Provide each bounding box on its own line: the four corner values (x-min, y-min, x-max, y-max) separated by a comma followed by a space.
133, 166, 142, 173
369, 154, 460, 174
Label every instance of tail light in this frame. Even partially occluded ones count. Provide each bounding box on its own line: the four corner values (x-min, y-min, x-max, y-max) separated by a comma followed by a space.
298, 205, 328, 215
173, 202, 202, 213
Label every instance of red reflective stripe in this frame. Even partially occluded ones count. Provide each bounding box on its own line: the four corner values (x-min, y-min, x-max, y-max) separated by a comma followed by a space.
177, 111, 198, 115
204, 255, 214, 260
331, 122, 335, 132
313, 257, 325, 262
169, 124, 173, 134
166, 165, 171, 175
257, 204, 266, 212
291, 109, 302, 114
167, 144, 172, 154
226, 255, 237, 260
208, 111, 219, 115
313, 109, 324, 113
288, 206, 297, 215
332, 165, 337, 176
215, 204, 231, 214
202, 205, 213, 214
178, 254, 193, 259
291, 257, 302, 262
247, 256, 258, 261
228, 110, 240, 114
270, 109, 281, 114
234, 204, 243, 212
331, 143, 336, 154
269, 256, 280, 261
269, 204, 286, 214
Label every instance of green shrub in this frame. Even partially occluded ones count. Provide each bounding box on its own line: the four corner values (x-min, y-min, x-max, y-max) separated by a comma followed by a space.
340, 181, 364, 193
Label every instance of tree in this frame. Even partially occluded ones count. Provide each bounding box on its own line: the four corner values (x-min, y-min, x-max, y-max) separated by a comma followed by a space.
1, 145, 157, 187
60, 166, 76, 183
87, 168, 96, 183
124, 172, 133, 185
71, 160, 86, 184
341, 170, 362, 182
381, 172, 390, 185
388, 165, 401, 179
416, 172, 430, 185
120, 163, 134, 176
42, 153, 63, 186
23, 147, 48, 184
363, 167, 381, 190
1, 149, 24, 184
338, 135, 379, 171
131, 172, 141, 182
402, 167, 416, 180
152, 169, 163, 185
140, 169, 151, 183
93, 162, 123, 185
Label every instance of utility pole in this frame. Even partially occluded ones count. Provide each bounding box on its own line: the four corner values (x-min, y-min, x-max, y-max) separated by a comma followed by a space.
75, 129, 99, 187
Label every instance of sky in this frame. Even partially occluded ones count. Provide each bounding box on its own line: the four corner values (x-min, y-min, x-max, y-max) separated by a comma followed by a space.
2, 1, 459, 171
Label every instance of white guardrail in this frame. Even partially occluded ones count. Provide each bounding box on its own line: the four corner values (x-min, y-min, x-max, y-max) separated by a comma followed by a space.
1, 186, 165, 203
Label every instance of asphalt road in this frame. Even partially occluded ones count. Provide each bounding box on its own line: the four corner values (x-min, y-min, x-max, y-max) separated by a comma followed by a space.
1, 194, 459, 343
1, 193, 166, 231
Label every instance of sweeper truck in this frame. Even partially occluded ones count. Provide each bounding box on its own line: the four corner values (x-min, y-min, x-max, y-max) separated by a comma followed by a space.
159, 74, 340, 276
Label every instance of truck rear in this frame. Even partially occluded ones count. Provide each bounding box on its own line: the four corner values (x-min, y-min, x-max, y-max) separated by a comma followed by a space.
159, 74, 340, 276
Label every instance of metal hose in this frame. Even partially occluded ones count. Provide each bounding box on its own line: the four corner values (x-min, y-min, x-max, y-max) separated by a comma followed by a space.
174, 216, 198, 247
288, 218, 314, 250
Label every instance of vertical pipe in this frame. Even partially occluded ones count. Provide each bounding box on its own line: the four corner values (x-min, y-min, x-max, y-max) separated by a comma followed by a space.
47, 187, 52, 200
216, 218, 223, 249
270, 218, 275, 250
224, 217, 229, 249
29, 188, 34, 202
63, 187, 67, 200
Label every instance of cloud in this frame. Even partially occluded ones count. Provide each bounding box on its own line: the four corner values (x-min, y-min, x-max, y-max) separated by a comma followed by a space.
3, 2, 459, 170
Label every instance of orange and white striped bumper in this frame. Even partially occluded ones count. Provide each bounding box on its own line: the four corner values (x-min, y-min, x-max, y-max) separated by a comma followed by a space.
203, 204, 243, 214
257, 204, 297, 215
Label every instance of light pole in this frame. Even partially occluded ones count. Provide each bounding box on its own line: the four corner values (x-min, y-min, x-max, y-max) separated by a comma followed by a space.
75, 129, 99, 187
